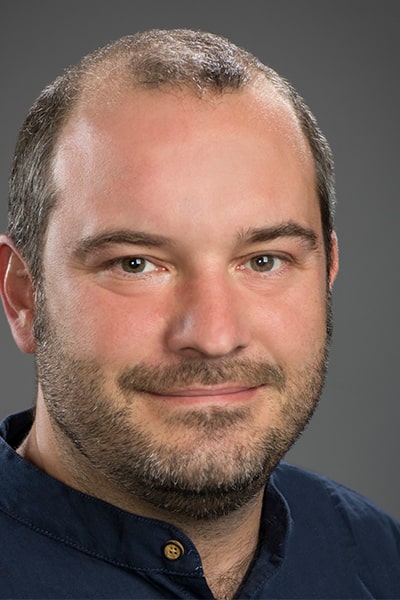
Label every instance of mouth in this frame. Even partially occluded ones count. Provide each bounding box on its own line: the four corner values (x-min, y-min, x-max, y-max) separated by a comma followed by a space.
146, 385, 264, 406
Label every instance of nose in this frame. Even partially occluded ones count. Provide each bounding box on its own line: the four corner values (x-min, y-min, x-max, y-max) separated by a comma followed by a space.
165, 272, 251, 359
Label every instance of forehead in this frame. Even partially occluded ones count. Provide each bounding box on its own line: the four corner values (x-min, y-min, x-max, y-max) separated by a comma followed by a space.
50, 85, 318, 240
55, 82, 312, 175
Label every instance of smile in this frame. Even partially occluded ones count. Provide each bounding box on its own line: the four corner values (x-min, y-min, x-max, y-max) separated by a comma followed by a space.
146, 385, 263, 406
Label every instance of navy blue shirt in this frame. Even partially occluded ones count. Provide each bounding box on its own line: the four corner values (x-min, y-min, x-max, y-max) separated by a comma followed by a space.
1, 410, 399, 599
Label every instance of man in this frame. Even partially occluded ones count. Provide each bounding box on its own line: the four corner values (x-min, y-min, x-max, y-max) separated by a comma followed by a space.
0, 29, 398, 600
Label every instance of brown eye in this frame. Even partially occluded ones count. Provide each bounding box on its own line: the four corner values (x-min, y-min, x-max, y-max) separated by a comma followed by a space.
249, 255, 281, 272
120, 257, 154, 273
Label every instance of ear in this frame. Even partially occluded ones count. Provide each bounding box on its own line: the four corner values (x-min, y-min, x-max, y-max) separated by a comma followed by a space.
328, 231, 339, 289
0, 235, 36, 354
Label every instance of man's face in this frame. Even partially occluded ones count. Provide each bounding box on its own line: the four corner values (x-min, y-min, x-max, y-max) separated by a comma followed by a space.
35, 87, 336, 518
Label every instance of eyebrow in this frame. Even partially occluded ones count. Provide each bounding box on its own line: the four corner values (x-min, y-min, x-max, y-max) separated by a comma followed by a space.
73, 230, 175, 257
237, 222, 319, 249
73, 221, 319, 258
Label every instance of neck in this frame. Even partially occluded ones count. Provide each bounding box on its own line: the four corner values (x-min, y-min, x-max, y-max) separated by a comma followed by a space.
180, 500, 263, 600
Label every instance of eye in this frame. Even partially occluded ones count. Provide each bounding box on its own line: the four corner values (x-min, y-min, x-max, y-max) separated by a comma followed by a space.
246, 255, 284, 273
119, 257, 157, 274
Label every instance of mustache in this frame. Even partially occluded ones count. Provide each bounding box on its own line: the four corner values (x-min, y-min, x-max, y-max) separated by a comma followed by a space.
118, 358, 286, 395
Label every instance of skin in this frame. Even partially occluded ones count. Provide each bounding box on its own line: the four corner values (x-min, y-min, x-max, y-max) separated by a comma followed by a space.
0, 85, 338, 599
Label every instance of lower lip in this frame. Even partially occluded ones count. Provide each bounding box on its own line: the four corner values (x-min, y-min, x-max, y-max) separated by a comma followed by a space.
147, 386, 262, 407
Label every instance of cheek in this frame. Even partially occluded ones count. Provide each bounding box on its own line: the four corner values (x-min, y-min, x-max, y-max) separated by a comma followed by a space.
254, 283, 328, 364
47, 283, 169, 364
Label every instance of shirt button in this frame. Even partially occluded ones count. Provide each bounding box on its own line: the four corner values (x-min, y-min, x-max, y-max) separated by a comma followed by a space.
163, 540, 185, 560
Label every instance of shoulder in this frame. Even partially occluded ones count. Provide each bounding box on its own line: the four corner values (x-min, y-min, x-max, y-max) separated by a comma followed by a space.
272, 462, 400, 590
273, 461, 399, 527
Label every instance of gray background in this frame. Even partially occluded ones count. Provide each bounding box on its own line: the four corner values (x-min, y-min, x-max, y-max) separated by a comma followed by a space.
1, 0, 399, 520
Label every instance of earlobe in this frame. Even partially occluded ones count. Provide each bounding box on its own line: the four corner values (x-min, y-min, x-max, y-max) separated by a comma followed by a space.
0, 235, 36, 354
329, 231, 339, 289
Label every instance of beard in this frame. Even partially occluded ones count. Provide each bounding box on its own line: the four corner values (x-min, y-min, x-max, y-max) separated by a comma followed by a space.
33, 293, 331, 521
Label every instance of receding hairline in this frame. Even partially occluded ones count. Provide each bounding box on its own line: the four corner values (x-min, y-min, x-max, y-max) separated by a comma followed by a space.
45, 28, 317, 188
76, 29, 262, 88
68, 58, 281, 123
56, 56, 310, 180
57, 28, 294, 125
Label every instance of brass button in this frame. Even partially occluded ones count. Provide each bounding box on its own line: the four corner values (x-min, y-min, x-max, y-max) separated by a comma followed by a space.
163, 540, 185, 560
